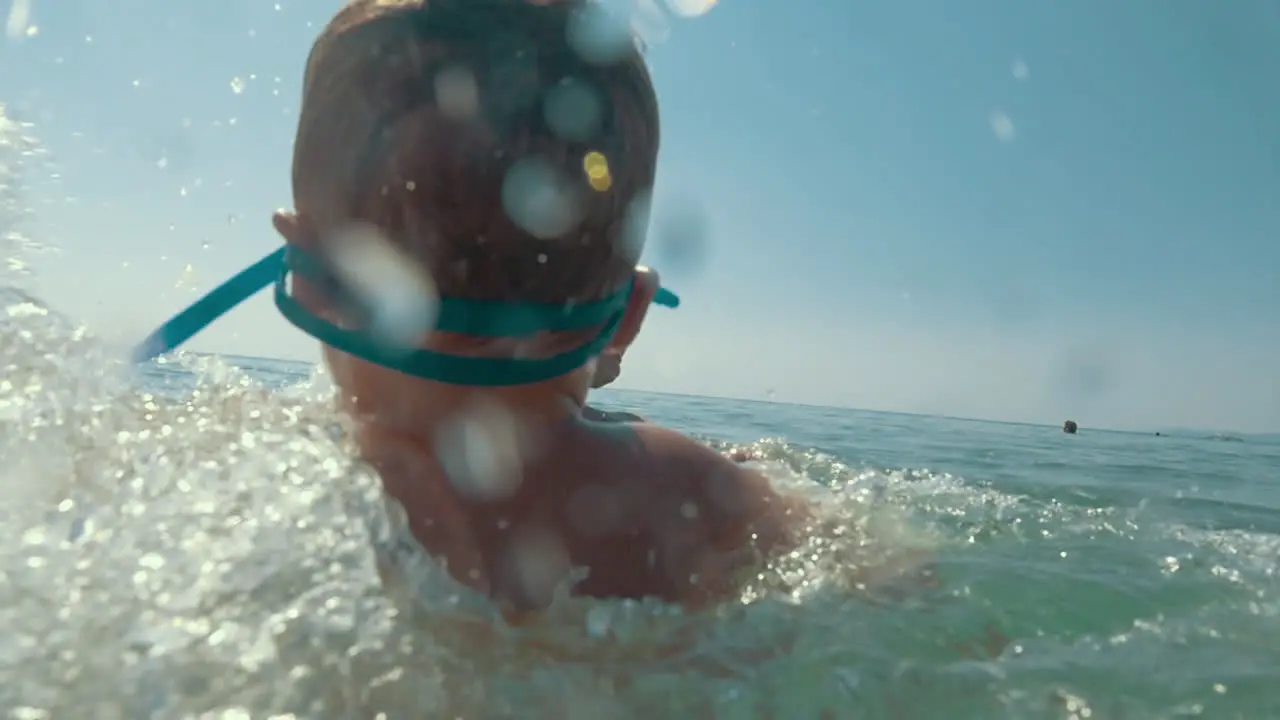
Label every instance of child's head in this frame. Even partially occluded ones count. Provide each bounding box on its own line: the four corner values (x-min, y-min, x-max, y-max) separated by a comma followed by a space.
279, 0, 660, 409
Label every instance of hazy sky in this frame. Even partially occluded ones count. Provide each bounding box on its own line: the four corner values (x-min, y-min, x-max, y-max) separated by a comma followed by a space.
2, 0, 1278, 432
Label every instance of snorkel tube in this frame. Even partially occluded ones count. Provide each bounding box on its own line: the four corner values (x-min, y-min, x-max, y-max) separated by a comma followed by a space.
131, 246, 680, 386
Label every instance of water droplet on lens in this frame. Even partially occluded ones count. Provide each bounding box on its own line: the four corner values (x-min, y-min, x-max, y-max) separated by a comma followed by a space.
435, 64, 481, 120
501, 158, 583, 239
543, 78, 604, 142
5, 0, 32, 40
630, 0, 671, 46
654, 198, 709, 279
435, 402, 526, 502
989, 110, 1016, 142
664, 0, 718, 18
500, 525, 571, 610
326, 224, 440, 349
567, 3, 634, 65
618, 191, 652, 262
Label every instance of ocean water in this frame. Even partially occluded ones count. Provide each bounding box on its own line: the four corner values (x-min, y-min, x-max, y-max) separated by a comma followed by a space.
3, 305, 1280, 719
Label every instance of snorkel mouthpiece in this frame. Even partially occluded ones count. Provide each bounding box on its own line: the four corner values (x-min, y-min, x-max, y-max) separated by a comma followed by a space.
131, 247, 680, 386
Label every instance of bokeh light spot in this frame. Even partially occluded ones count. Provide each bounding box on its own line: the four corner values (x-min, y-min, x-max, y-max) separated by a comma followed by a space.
583, 151, 612, 191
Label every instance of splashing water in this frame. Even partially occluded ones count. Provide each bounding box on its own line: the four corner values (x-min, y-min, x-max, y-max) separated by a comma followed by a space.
0, 104, 47, 284
0, 301, 948, 716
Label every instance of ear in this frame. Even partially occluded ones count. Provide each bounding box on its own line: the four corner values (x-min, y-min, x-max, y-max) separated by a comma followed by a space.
271, 210, 319, 251
271, 210, 335, 315
609, 266, 658, 353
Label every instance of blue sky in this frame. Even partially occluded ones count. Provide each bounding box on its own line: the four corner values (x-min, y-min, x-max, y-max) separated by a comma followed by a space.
2, 0, 1278, 432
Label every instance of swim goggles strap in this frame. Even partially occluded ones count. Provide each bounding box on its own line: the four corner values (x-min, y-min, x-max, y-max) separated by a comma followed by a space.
131, 246, 680, 387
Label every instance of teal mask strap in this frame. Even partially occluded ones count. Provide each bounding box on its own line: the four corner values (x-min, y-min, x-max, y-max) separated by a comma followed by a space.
131, 248, 287, 363
131, 246, 679, 388
275, 246, 633, 386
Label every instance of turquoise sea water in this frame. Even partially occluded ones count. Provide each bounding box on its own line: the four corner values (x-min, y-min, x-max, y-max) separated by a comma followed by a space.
8, 343, 1271, 718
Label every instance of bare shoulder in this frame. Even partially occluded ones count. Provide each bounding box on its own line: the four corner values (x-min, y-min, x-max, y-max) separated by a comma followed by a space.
618, 424, 810, 607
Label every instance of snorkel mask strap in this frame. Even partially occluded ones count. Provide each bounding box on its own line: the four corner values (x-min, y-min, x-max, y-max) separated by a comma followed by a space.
274, 246, 633, 386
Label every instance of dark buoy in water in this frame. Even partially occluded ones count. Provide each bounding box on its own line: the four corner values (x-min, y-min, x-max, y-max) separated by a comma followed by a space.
1063, 420, 1078, 434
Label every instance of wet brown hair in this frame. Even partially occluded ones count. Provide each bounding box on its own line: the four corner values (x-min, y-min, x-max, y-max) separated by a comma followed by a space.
293, 0, 660, 304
